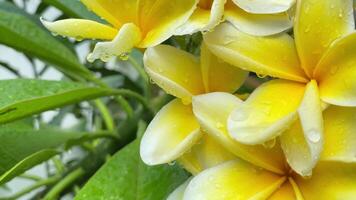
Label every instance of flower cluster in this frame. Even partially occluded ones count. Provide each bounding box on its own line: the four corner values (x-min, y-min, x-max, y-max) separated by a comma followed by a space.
44, 0, 356, 199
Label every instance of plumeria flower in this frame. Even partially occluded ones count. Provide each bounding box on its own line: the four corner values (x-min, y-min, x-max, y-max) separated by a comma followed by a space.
204, 0, 355, 176
41, 0, 198, 62
166, 92, 356, 200
139, 43, 250, 167
173, 160, 356, 200
175, 0, 295, 36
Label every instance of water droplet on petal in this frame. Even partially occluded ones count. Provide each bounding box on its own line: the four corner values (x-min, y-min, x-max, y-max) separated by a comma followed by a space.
230, 110, 248, 122
307, 129, 320, 143
119, 52, 129, 61
168, 161, 176, 166
263, 138, 276, 149
215, 122, 224, 129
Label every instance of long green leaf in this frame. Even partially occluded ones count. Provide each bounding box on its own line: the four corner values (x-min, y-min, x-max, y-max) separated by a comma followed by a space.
0, 79, 115, 124
0, 150, 58, 185
0, 2, 95, 81
75, 139, 189, 200
0, 121, 85, 184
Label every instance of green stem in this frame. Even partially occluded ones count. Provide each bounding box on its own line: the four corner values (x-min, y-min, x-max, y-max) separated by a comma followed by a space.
19, 174, 43, 182
114, 96, 133, 118
43, 168, 85, 200
0, 175, 61, 200
84, 132, 120, 141
128, 56, 151, 99
52, 157, 65, 174
111, 89, 154, 115
89, 76, 135, 117
94, 100, 115, 131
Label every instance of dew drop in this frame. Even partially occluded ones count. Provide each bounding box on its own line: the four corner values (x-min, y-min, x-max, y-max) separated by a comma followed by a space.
230, 110, 248, 122
119, 52, 129, 61
215, 122, 224, 129
263, 138, 276, 149
307, 129, 320, 143
256, 73, 267, 78
75, 36, 83, 41
87, 53, 95, 63
168, 161, 176, 166
51, 32, 59, 36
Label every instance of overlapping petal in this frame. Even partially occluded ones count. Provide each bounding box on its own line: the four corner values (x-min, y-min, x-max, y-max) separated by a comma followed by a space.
321, 106, 356, 163
294, 0, 355, 77
280, 80, 324, 177
144, 45, 204, 103
41, 19, 118, 40
268, 181, 298, 200
175, 8, 211, 35
87, 23, 142, 62
294, 162, 356, 199
316, 33, 356, 106
231, 0, 295, 14
140, 99, 202, 165
295, 80, 323, 176
192, 92, 285, 174
179, 134, 236, 175
200, 43, 248, 93
204, 23, 307, 82
228, 80, 305, 145
225, 2, 293, 36
138, 0, 199, 47
183, 160, 286, 200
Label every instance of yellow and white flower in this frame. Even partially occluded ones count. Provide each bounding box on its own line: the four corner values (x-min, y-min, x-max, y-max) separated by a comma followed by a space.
167, 92, 356, 200
139, 44, 249, 168
41, 0, 198, 62
175, 0, 295, 36
204, 0, 356, 176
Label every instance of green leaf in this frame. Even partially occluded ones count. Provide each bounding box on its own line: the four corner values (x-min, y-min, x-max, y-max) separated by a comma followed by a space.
0, 79, 114, 124
0, 2, 95, 81
0, 150, 58, 185
75, 140, 189, 200
0, 121, 85, 184
43, 0, 103, 22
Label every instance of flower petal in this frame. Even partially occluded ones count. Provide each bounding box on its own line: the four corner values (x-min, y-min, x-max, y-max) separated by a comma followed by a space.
167, 178, 192, 200
175, 0, 226, 35
200, 43, 248, 93
140, 99, 202, 165
269, 181, 298, 200
192, 92, 286, 174
204, 23, 307, 82
294, 0, 355, 77
175, 8, 211, 35
144, 45, 204, 103
280, 119, 320, 177
295, 162, 356, 199
138, 0, 199, 47
316, 33, 356, 106
225, 2, 293, 36
296, 80, 323, 176
179, 134, 236, 175
41, 19, 118, 40
183, 160, 286, 200
280, 120, 312, 178
87, 23, 142, 62
321, 106, 356, 163
228, 80, 305, 145
232, 0, 295, 14
80, 0, 138, 27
